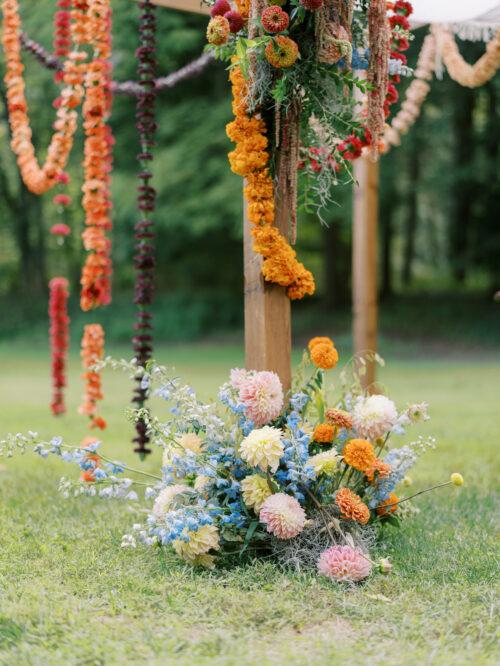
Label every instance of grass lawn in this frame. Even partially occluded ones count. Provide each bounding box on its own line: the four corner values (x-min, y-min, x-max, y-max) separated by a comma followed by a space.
0, 341, 498, 665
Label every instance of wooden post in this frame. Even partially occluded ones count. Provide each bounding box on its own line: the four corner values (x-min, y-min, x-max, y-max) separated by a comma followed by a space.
244, 186, 292, 393
352, 155, 379, 392
151, 0, 209, 13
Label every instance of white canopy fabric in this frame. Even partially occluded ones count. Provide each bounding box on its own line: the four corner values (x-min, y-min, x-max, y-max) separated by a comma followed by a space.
411, 0, 500, 40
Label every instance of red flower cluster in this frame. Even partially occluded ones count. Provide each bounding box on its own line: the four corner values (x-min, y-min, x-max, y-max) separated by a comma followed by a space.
298, 146, 339, 173
53, 0, 72, 83
384, 1, 413, 117
80, 0, 114, 311
79, 323, 106, 430
210, 0, 244, 34
49, 277, 70, 415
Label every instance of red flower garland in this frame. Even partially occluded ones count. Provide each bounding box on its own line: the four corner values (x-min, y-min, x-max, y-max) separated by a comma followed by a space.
53, 0, 72, 83
79, 323, 106, 430
49, 277, 70, 415
79, 0, 114, 311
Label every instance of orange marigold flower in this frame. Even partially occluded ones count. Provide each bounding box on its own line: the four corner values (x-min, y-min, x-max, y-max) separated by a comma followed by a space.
310, 341, 339, 370
365, 458, 392, 483
308, 336, 333, 351
91, 416, 107, 430
336, 488, 370, 525
313, 423, 336, 444
326, 408, 353, 430
265, 36, 299, 68
343, 438, 376, 472
80, 469, 96, 483
376, 493, 399, 516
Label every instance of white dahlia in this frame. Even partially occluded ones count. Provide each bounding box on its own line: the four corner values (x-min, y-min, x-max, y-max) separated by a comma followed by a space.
352, 395, 398, 440
308, 449, 339, 477
239, 426, 284, 472
152, 484, 190, 520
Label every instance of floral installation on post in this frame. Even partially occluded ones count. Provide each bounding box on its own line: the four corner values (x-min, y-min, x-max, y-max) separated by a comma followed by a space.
202, 0, 415, 293
2, 337, 464, 583
79, 0, 114, 311
48, 277, 70, 416
1, 0, 87, 193
79, 323, 106, 430
132, 0, 158, 458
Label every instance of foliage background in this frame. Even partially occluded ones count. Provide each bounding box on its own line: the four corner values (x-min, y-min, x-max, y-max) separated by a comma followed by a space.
0, 1, 499, 349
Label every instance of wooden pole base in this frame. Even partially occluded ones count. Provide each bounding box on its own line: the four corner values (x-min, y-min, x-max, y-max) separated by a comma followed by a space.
352, 155, 379, 392
243, 193, 292, 394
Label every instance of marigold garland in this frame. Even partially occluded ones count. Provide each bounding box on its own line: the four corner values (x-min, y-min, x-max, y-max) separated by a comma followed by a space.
48, 277, 70, 416
79, 323, 106, 430
79, 0, 114, 311
226, 65, 315, 300
1, 0, 85, 194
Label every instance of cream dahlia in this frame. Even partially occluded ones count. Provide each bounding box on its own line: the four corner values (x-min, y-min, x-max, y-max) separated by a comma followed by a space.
241, 474, 273, 513
259, 493, 306, 539
238, 371, 284, 426
352, 395, 398, 440
152, 484, 190, 519
309, 450, 339, 476
173, 524, 220, 563
317, 545, 372, 582
240, 426, 284, 472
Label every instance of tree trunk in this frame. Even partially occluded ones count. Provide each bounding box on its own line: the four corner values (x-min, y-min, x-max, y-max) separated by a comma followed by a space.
324, 220, 350, 308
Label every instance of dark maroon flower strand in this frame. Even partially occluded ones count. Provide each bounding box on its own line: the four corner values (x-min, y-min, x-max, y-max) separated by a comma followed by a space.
133, 0, 157, 457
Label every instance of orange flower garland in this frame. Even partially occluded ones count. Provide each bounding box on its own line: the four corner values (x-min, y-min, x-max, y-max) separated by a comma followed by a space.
80, 0, 113, 311
79, 323, 106, 430
226, 65, 315, 300
1, 0, 85, 194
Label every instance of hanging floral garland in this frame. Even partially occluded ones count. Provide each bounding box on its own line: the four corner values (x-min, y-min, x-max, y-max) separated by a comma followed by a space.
432, 25, 500, 88
79, 0, 114, 311
366, 0, 390, 153
53, 0, 72, 83
1, 0, 85, 194
226, 65, 315, 300
132, 0, 158, 456
79, 323, 106, 430
48, 277, 70, 416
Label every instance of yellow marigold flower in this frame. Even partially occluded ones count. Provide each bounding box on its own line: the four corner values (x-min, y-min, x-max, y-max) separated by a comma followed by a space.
313, 423, 336, 444
206, 16, 230, 46
239, 426, 284, 472
173, 524, 220, 563
308, 336, 333, 351
402, 475, 412, 487
343, 438, 376, 472
365, 458, 392, 483
376, 493, 399, 516
241, 474, 273, 513
450, 473, 464, 487
310, 341, 339, 370
309, 450, 339, 477
335, 488, 370, 525
325, 408, 353, 430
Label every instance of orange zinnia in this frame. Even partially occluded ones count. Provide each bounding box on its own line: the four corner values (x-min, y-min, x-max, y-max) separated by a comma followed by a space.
335, 488, 370, 525
377, 493, 399, 516
343, 438, 376, 472
313, 423, 336, 444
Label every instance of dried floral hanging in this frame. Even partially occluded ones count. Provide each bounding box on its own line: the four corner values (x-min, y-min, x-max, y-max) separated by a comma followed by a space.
49, 277, 70, 416
132, 0, 158, 456
79, 324, 106, 430
367, 0, 390, 155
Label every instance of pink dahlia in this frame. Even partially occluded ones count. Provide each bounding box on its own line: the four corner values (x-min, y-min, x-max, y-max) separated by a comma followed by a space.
229, 367, 249, 390
318, 545, 372, 583
259, 493, 306, 539
238, 371, 284, 426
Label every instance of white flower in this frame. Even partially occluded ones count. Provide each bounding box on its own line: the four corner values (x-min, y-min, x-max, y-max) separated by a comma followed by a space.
152, 484, 190, 519
240, 426, 284, 472
352, 395, 398, 440
406, 402, 430, 423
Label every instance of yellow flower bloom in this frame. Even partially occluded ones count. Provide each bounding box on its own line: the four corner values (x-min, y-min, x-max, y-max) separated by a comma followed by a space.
402, 475, 412, 487
173, 525, 220, 563
309, 450, 339, 477
241, 474, 273, 513
450, 473, 464, 487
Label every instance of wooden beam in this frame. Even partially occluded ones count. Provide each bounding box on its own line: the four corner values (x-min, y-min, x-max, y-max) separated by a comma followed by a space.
151, 0, 209, 14
352, 155, 379, 392
244, 185, 292, 394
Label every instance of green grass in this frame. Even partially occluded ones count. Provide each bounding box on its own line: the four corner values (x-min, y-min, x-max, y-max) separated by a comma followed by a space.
0, 342, 498, 665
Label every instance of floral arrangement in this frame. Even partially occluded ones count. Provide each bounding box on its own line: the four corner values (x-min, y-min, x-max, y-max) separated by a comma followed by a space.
2, 338, 464, 584
202, 0, 414, 297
